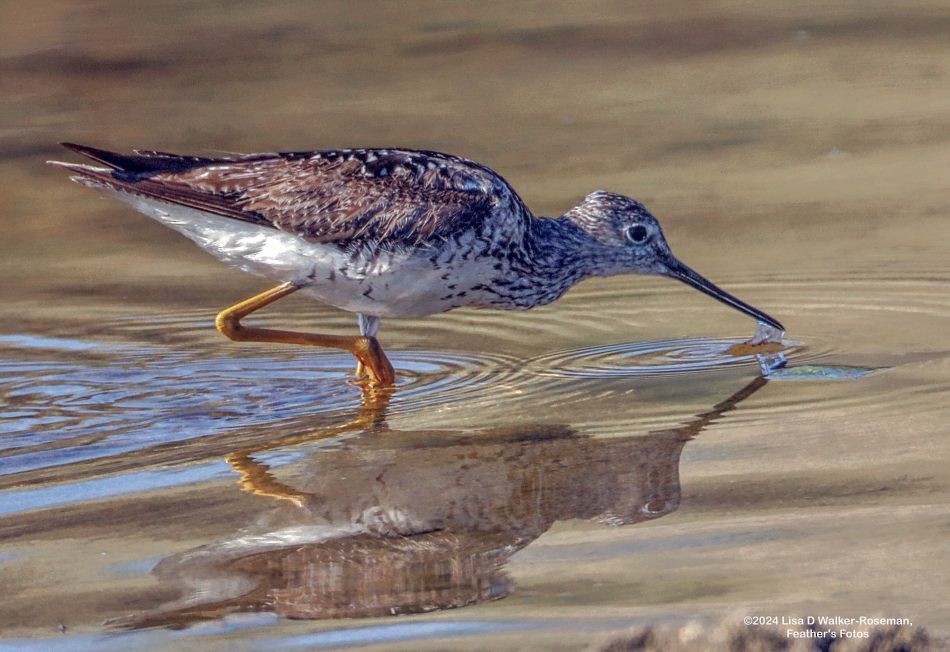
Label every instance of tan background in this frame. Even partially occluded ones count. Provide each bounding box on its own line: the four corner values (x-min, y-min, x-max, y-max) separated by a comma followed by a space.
1, 1, 948, 648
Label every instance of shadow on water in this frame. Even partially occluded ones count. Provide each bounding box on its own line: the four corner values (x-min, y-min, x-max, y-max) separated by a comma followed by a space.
112, 374, 768, 629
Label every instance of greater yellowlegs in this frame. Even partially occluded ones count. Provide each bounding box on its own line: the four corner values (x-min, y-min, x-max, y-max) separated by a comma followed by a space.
50, 143, 784, 386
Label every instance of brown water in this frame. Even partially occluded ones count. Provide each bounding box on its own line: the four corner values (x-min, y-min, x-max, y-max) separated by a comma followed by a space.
2, 2, 949, 649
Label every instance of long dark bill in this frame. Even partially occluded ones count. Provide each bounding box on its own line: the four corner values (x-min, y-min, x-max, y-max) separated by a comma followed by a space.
664, 258, 785, 331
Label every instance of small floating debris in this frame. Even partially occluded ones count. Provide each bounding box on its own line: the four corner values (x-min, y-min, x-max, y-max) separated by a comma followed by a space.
727, 321, 785, 356
730, 321, 880, 380
762, 363, 877, 381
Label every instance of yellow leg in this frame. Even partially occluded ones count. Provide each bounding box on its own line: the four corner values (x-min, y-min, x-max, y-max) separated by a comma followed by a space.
214, 282, 396, 387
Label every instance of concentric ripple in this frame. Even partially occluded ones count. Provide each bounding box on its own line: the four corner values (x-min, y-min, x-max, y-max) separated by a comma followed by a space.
0, 333, 525, 478
386, 350, 525, 414
3, 273, 949, 484
525, 337, 812, 379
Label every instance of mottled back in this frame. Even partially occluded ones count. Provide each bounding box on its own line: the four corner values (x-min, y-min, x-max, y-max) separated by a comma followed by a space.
52, 144, 531, 248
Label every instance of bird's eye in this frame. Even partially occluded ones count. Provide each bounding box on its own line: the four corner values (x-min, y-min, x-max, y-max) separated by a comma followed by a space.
625, 224, 649, 244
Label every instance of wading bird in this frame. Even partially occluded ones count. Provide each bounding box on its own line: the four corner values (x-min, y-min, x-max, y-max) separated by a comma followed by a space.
51, 143, 783, 387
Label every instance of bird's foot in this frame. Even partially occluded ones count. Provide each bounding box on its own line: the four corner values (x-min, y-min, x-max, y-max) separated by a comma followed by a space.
350, 336, 396, 388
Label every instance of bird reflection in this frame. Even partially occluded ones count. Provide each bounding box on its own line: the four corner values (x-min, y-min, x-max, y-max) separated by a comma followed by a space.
119, 376, 767, 628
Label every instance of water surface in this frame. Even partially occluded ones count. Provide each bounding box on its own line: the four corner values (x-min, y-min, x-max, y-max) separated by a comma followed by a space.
2, 1, 949, 649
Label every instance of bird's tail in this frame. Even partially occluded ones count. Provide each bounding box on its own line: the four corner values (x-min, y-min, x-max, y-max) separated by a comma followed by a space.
47, 143, 273, 226
47, 142, 217, 189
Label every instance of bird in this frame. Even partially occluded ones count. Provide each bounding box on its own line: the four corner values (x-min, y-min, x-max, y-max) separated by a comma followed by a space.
49, 142, 784, 387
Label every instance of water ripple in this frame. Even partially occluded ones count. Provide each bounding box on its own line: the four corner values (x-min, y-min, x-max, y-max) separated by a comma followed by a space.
525, 337, 810, 379
0, 341, 526, 477
3, 274, 949, 481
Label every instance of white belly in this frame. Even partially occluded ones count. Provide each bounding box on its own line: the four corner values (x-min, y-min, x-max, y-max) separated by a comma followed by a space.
114, 192, 500, 317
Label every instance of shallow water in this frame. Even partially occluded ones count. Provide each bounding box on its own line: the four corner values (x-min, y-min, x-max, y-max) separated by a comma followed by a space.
2, 1, 950, 649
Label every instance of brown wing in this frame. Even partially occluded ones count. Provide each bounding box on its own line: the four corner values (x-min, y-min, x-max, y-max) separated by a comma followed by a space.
50, 143, 527, 246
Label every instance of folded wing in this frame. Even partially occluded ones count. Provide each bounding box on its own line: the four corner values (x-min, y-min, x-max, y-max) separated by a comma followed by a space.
50, 143, 526, 246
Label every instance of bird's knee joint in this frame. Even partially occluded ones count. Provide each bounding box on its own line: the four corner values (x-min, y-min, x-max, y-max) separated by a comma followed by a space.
215, 311, 245, 341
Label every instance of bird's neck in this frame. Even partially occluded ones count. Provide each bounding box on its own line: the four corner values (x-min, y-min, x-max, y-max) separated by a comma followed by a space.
517, 216, 622, 294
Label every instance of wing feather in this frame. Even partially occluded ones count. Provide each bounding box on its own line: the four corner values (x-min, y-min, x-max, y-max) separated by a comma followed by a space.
50, 145, 528, 247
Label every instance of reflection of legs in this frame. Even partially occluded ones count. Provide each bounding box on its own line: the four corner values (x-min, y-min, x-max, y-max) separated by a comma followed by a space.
215, 282, 396, 386
227, 452, 311, 507
226, 392, 391, 506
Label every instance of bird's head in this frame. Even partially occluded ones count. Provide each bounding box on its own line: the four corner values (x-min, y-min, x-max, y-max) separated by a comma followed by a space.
564, 190, 784, 330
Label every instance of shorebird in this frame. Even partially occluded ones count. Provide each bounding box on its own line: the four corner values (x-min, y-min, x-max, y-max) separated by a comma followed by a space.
50, 143, 783, 387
